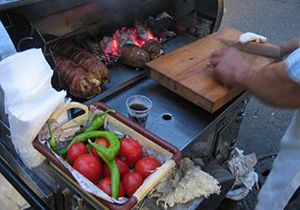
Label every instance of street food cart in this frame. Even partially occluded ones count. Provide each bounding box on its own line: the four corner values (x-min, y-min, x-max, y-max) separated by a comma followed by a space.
0, 1, 254, 209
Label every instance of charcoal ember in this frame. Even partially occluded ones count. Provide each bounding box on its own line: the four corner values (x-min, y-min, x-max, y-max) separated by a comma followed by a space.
54, 56, 101, 98
142, 39, 163, 60
99, 36, 113, 52
50, 41, 110, 84
148, 12, 174, 37
115, 27, 137, 47
99, 54, 119, 66
159, 31, 177, 43
82, 40, 103, 56
121, 44, 150, 68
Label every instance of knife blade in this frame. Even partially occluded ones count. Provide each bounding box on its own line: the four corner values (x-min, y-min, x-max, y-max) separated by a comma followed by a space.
219, 38, 282, 61
0, 21, 17, 61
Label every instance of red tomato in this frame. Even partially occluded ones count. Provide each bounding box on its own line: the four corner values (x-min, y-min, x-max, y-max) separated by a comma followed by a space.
135, 157, 160, 179
97, 177, 125, 197
123, 172, 143, 197
103, 158, 129, 178
73, 154, 102, 184
67, 142, 88, 165
119, 138, 142, 166
91, 138, 110, 157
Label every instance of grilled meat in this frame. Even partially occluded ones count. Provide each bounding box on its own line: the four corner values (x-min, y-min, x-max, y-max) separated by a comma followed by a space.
121, 44, 150, 68
54, 56, 101, 98
142, 39, 163, 60
51, 41, 110, 84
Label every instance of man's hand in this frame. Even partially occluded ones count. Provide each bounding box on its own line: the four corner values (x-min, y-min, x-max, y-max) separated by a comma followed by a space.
209, 47, 252, 88
209, 47, 300, 108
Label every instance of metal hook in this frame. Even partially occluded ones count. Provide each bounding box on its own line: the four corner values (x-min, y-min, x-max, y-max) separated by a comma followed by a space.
17, 36, 34, 51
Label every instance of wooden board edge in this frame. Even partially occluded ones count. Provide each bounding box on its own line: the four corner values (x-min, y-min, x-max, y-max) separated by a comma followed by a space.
146, 28, 242, 69
211, 88, 243, 112
150, 69, 214, 113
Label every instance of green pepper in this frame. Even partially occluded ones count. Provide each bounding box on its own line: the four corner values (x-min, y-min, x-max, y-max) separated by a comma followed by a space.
47, 121, 57, 152
85, 110, 114, 132
60, 131, 120, 159
89, 140, 120, 199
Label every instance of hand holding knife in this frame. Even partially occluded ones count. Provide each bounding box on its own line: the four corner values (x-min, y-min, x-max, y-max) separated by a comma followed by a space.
218, 37, 282, 61
218, 31, 300, 62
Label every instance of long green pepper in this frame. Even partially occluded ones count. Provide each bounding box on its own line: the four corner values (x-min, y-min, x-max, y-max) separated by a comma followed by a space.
47, 121, 58, 152
60, 131, 120, 158
89, 140, 120, 199
59, 109, 121, 198
85, 109, 114, 132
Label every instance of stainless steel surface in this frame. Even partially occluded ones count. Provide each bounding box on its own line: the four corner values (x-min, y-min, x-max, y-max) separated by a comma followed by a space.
0, 20, 16, 145
103, 79, 248, 154
104, 78, 214, 150
0, 20, 16, 60
0, 0, 42, 11
15, 0, 165, 37
84, 66, 146, 104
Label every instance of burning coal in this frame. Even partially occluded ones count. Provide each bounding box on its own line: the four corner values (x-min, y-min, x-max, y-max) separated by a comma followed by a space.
84, 12, 175, 67
100, 24, 161, 66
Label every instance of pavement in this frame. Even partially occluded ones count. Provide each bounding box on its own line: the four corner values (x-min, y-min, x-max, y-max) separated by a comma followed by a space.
218, 0, 300, 209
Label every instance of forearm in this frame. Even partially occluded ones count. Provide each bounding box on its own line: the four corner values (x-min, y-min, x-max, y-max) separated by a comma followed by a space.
243, 62, 300, 108
280, 38, 300, 57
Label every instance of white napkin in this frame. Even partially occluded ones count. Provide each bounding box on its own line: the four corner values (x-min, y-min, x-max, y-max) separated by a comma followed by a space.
8, 89, 66, 167
0, 48, 66, 168
0, 48, 53, 113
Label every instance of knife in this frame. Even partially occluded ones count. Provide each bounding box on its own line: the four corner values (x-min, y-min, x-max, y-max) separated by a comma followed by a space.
0, 21, 17, 61
219, 38, 282, 61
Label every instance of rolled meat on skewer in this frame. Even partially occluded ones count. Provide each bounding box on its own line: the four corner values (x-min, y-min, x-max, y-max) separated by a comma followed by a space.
54, 56, 101, 98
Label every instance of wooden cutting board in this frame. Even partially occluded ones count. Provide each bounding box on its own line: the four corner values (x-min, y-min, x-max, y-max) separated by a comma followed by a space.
147, 28, 273, 113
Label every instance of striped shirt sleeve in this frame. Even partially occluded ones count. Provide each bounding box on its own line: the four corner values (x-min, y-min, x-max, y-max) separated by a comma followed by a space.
285, 48, 300, 83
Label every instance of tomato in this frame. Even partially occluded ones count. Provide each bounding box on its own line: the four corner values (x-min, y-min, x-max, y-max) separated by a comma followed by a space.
91, 138, 110, 157
103, 158, 129, 178
67, 142, 88, 165
123, 172, 144, 197
97, 177, 125, 197
119, 138, 142, 166
73, 154, 103, 184
135, 157, 160, 179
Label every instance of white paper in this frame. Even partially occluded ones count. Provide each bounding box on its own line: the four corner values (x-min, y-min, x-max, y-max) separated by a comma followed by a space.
226, 148, 258, 201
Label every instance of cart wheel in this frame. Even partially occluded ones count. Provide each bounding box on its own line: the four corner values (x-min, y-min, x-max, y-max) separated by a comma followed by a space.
241, 153, 277, 210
